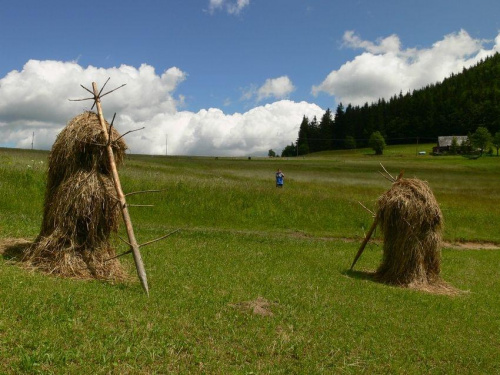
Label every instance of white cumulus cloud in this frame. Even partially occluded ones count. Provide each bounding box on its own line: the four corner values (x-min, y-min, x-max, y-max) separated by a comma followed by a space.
0, 60, 322, 156
208, 0, 250, 15
257, 76, 295, 101
243, 76, 296, 103
312, 29, 500, 106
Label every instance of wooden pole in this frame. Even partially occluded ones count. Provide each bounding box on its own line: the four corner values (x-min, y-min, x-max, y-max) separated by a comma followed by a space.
92, 82, 149, 296
350, 217, 379, 270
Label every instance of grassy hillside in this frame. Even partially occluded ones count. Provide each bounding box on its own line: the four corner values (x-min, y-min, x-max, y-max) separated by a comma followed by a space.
1, 145, 499, 374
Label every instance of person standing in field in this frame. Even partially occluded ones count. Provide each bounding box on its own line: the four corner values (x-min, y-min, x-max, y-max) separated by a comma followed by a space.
276, 169, 285, 188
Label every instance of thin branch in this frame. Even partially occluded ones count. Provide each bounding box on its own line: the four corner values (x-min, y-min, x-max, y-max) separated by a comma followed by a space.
125, 189, 164, 197
110, 113, 116, 126
114, 127, 145, 142
80, 84, 94, 95
103, 252, 129, 262
378, 171, 395, 183
379, 163, 395, 182
107, 126, 113, 145
105, 229, 181, 262
111, 199, 128, 211
77, 139, 107, 147
107, 113, 116, 146
127, 204, 154, 207
100, 83, 127, 99
358, 201, 375, 217
69, 81, 123, 105
97, 77, 111, 98
139, 229, 181, 248
117, 236, 133, 247
68, 96, 94, 102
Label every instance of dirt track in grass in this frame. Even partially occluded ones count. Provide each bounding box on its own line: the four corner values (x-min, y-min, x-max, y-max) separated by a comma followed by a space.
1, 234, 499, 258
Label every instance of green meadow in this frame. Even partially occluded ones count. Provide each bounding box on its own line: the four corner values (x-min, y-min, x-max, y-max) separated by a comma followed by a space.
1, 145, 499, 374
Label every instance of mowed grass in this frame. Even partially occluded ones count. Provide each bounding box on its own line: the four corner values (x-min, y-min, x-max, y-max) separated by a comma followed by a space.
1, 145, 499, 374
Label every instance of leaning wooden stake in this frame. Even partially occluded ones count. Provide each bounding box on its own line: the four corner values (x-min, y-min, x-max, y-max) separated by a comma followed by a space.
350, 166, 404, 270
92, 82, 149, 296
350, 216, 378, 270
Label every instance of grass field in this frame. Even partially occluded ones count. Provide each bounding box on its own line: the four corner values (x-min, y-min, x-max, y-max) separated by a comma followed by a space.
1, 144, 499, 374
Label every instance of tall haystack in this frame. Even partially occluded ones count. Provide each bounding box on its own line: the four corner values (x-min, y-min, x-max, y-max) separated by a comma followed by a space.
24, 112, 129, 280
375, 178, 445, 289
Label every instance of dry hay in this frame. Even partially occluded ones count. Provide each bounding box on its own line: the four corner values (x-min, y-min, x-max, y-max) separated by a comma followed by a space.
23, 112, 129, 281
43, 111, 126, 199
375, 178, 457, 294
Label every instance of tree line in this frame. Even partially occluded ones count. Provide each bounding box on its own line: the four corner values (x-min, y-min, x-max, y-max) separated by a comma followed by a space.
282, 52, 500, 157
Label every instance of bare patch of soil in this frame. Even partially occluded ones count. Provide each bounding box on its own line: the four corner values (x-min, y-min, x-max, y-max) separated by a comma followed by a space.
442, 241, 500, 250
287, 231, 500, 250
0, 238, 32, 259
230, 297, 277, 317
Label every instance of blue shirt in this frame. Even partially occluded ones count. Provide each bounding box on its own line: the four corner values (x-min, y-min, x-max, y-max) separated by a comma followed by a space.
276, 172, 284, 185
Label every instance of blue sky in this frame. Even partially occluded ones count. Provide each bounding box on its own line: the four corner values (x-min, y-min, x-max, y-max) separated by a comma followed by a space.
1, 0, 500, 155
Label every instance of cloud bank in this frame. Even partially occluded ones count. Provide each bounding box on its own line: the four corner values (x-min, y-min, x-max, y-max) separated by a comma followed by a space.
0, 60, 322, 156
312, 30, 500, 106
2, 29, 499, 156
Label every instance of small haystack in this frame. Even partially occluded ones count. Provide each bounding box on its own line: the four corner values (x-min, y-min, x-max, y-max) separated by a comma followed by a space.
374, 177, 449, 291
23, 112, 129, 280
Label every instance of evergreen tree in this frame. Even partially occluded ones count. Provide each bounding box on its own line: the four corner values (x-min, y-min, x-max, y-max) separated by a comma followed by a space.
333, 103, 345, 149
343, 104, 355, 140
344, 136, 356, 149
308, 116, 320, 153
292, 53, 500, 151
297, 116, 310, 155
319, 108, 334, 151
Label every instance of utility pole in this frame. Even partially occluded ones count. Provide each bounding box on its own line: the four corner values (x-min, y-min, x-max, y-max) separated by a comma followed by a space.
166, 134, 168, 156
31, 132, 34, 150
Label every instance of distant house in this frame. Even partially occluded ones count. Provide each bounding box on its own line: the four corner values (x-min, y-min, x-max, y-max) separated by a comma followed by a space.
432, 136, 468, 154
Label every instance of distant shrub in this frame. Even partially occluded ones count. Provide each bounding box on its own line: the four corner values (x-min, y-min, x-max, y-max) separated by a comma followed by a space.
369, 131, 386, 155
